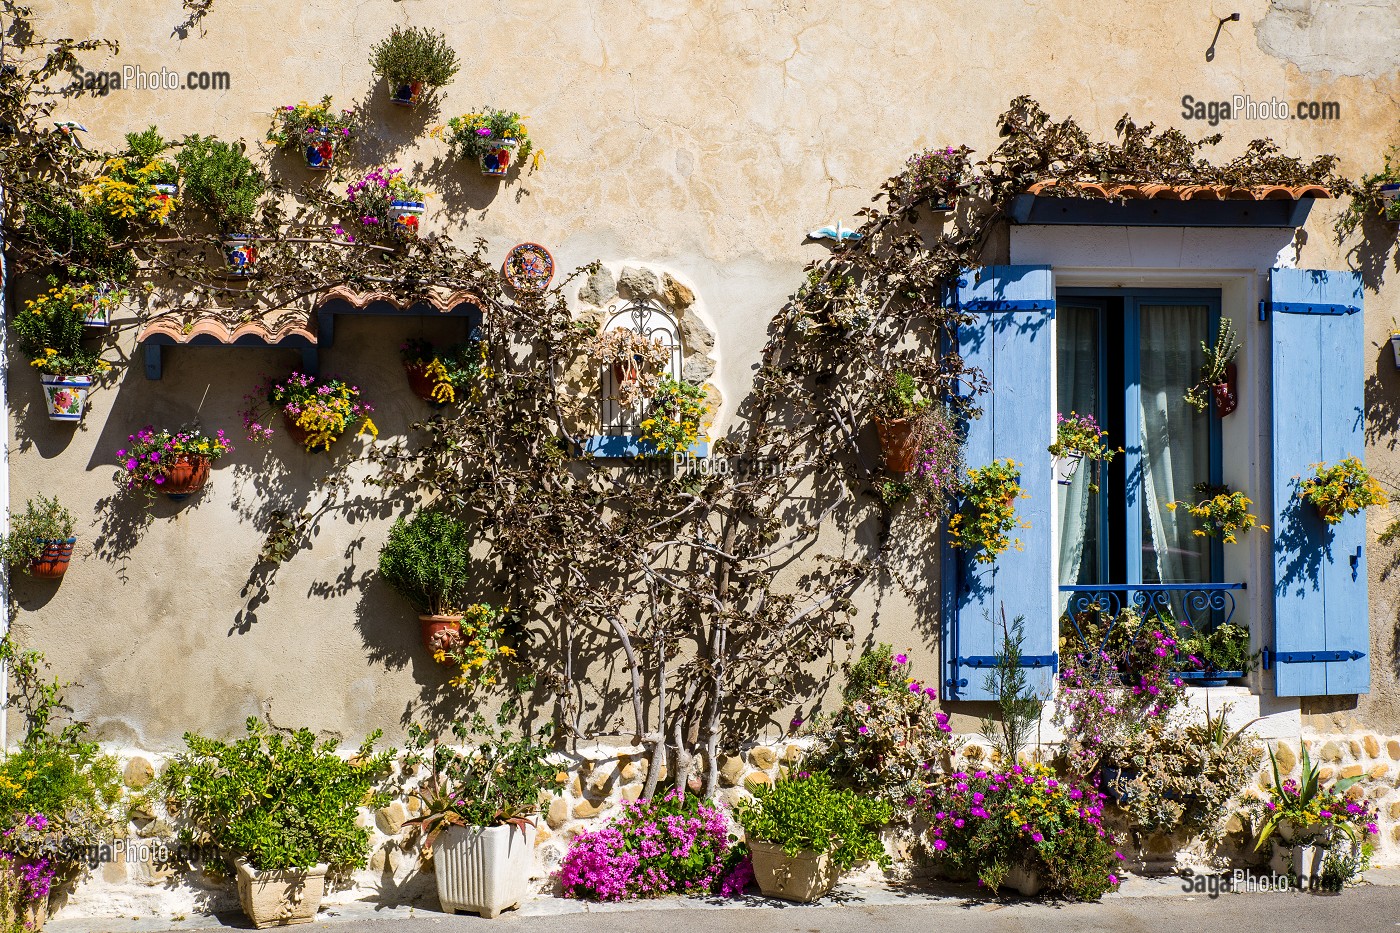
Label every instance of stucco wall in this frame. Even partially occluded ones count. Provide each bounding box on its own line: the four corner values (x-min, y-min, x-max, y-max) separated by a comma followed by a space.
6, 0, 1400, 748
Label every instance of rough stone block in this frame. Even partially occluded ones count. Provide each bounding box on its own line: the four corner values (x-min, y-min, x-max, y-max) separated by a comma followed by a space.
783, 745, 803, 764
1388, 740, 1400, 761
1364, 735, 1381, 759
1318, 768, 1334, 782
1340, 764, 1364, 779
1320, 741, 1343, 763
621, 785, 643, 801
618, 267, 660, 299
572, 799, 604, 820
719, 755, 746, 787
749, 747, 778, 770
547, 797, 570, 830
662, 274, 695, 309
1368, 764, 1389, 780
375, 802, 407, 835
744, 772, 772, 791
1388, 800, 1400, 820
1273, 742, 1297, 774
122, 757, 156, 790
578, 268, 617, 306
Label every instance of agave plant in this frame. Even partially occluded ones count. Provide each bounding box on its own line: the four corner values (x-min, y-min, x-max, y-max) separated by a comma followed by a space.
1253, 742, 1367, 850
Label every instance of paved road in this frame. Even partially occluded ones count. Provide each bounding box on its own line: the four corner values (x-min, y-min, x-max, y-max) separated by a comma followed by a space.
100, 885, 1400, 933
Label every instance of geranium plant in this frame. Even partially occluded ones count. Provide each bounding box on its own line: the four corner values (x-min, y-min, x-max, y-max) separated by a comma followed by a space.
266, 96, 354, 154
1298, 456, 1388, 523
346, 167, 428, 238
639, 376, 709, 457
241, 372, 378, 452
1166, 482, 1267, 544
948, 458, 1029, 563
435, 107, 539, 171
1048, 411, 1120, 494
11, 285, 115, 376
115, 426, 233, 499
920, 764, 1124, 900
558, 788, 751, 901
586, 327, 671, 408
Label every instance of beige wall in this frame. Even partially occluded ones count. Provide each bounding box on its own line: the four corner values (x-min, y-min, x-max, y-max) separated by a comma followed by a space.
8, 0, 1400, 748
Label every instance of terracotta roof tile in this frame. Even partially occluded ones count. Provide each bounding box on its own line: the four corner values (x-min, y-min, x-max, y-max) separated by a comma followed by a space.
1023, 180, 1331, 201
136, 318, 316, 346
316, 285, 485, 313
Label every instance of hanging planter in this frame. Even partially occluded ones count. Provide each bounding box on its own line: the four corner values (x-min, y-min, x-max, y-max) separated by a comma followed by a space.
1212, 362, 1238, 416
418, 614, 463, 658
346, 168, 427, 240
304, 131, 338, 170
266, 97, 354, 170
242, 372, 377, 453
1380, 182, 1399, 209
403, 361, 440, 402
1298, 456, 1387, 524
224, 234, 259, 275
116, 427, 232, 502
1390, 330, 1400, 369
873, 416, 919, 474
370, 27, 459, 109
1052, 452, 1082, 486
161, 454, 211, 500
30, 538, 76, 579
39, 374, 92, 423
1, 495, 77, 581
387, 199, 425, 236
435, 108, 538, 181
83, 282, 125, 329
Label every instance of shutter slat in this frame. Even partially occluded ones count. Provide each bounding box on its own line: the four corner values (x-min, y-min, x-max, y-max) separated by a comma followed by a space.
944, 266, 1056, 700
1269, 268, 1370, 697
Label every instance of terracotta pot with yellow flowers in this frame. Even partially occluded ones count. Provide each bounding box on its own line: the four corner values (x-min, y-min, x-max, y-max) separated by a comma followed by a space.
948, 459, 1029, 564
435, 108, 539, 178
399, 338, 484, 406
1298, 456, 1388, 524
10, 284, 119, 423
377, 511, 478, 664
240, 372, 377, 453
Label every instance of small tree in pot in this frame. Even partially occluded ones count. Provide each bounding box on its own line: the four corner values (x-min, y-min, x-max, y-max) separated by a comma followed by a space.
369, 26, 459, 107
403, 705, 555, 917
160, 719, 391, 928
175, 135, 267, 274
735, 772, 890, 903
0, 495, 76, 579
377, 510, 475, 657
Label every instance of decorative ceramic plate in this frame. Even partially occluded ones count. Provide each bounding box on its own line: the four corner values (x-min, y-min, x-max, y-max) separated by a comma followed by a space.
503, 242, 554, 293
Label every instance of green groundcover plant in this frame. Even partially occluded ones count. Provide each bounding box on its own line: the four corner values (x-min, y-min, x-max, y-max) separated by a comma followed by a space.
161, 718, 392, 871
735, 772, 891, 871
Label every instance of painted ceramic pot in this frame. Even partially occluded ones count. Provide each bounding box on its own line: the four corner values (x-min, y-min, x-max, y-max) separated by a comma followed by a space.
152, 182, 178, 223
502, 242, 555, 293
1053, 453, 1083, 485
30, 538, 76, 579
389, 80, 424, 106
1380, 182, 1399, 206
387, 200, 425, 237
39, 374, 91, 423
83, 282, 118, 328
304, 131, 338, 170
224, 234, 259, 275
478, 138, 518, 178
162, 454, 210, 500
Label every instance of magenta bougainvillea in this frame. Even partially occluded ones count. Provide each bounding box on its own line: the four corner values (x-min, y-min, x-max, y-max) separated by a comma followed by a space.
557, 789, 751, 901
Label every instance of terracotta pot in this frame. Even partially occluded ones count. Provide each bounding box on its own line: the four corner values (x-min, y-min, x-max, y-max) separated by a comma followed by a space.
162, 454, 210, 500
30, 538, 76, 579
748, 839, 840, 902
419, 614, 463, 658
404, 362, 443, 403
280, 412, 315, 450
1212, 362, 1238, 417
234, 859, 327, 929
873, 416, 919, 474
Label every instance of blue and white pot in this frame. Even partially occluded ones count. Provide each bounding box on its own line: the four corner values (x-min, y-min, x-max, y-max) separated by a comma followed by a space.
152, 182, 178, 223
224, 234, 259, 275
83, 282, 118, 328
304, 131, 338, 170
1380, 182, 1399, 205
389, 80, 424, 107
388, 200, 425, 236
39, 373, 92, 423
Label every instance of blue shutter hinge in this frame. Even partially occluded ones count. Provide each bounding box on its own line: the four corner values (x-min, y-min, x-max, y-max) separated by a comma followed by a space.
1262, 648, 1366, 669
955, 653, 1058, 670
1258, 300, 1360, 321
960, 299, 1055, 313
1351, 545, 1362, 581
1258, 299, 1266, 323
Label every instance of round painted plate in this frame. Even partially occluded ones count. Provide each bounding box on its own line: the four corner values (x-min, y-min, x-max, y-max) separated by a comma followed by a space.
503, 242, 555, 293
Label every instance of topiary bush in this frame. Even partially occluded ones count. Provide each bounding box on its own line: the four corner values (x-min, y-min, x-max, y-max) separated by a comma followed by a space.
376, 511, 474, 616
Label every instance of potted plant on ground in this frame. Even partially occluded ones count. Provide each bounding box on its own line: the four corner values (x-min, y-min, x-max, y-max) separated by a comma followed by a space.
436, 108, 538, 178
1184, 318, 1239, 415
1166, 482, 1267, 545
585, 327, 671, 408
369, 26, 459, 107
266, 97, 355, 170
872, 370, 929, 474
376, 510, 476, 658
638, 376, 709, 458
735, 772, 889, 903
948, 459, 1029, 564
346, 167, 428, 239
1048, 411, 1120, 492
241, 372, 378, 452
115, 426, 234, 502
1297, 456, 1388, 524
402, 705, 554, 918
1252, 743, 1379, 890
0, 496, 77, 579
399, 338, 484, 404
175, 135, 267, 275
160, 719, 391, 929
11, 285, 113, 423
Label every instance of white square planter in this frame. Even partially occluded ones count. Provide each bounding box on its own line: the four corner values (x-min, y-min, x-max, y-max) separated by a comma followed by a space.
234, 859, 328, 928
748, 839, 840, 903
433, 821, 536, 918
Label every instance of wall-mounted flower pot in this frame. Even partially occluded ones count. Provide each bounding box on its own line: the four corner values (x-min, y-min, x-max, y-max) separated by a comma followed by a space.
433, 822, 536, 918
162, 454, 210, 500
304, 131, 338, 170
83, 282, 117, 328
1213, 362, 1238, 417
418, 614, 463, 658
1053, 453, 1082, 486
403, 362, 443, 404
30, 538, 76, 579
225, 234, 259, 275
873, 416, 918, 474
389, 80, 424, 107
388, 200, 424, 236
478, 139, 518, 178
1390, 332, 1400, 369
280, 412, 314, 450
153, 183, 178, 223
1380, 183, 1399, 208
234, 859, 327, 929
39, 374, 91, 423
748, 839, 840, 903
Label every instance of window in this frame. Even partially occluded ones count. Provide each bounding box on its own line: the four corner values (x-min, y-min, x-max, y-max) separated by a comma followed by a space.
599, 299, 682, 436
1056, 290, 1222, 591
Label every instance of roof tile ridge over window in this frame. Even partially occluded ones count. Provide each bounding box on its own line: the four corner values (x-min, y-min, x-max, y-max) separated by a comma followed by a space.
1024, 179, 1331, 200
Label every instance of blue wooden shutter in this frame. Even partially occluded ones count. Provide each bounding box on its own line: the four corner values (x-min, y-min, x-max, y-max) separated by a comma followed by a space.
1269, 267, 1370, 697
942, 266, 1056, 700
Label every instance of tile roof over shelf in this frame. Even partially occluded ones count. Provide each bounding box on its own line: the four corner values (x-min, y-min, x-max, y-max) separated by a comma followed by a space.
136, 318, 316, 347
1011, 181, 1331, 227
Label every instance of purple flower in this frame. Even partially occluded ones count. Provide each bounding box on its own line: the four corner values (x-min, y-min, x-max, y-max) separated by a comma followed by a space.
895, 653, 908, 664
933, 839, 948, 851
476, 127, 493, 136
857, 725, 869, 734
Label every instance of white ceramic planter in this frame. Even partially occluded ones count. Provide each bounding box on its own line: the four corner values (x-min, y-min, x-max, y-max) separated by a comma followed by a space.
39, 374, 91, 423
433, 821, 536, 918
748, 839, 840, 903
1053, 453, 1083, 486
1004, 864, 1043, 896
234, 859, 328, 929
